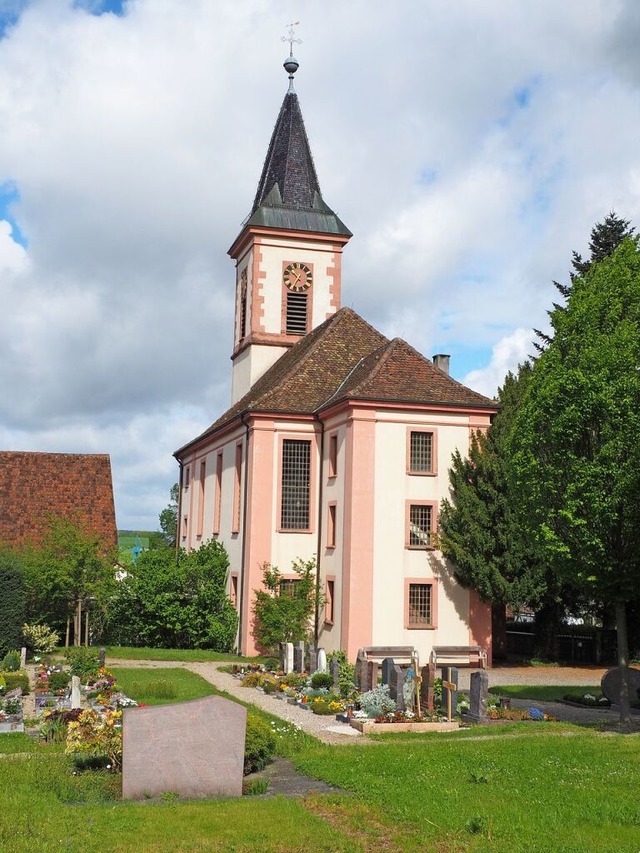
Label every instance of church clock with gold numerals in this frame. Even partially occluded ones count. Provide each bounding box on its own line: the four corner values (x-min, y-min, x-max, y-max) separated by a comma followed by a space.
283, 262, 312, 292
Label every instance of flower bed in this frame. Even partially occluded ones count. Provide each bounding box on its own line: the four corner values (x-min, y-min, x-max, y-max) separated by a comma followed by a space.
350, 718, 460, 734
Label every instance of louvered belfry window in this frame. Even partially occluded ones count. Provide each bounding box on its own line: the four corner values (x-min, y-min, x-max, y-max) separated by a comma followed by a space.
286, 292, 308, 335
281, 439, 311, 529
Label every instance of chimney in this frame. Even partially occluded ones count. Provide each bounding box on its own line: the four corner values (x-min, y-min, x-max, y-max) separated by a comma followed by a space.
432, 353, 450, 375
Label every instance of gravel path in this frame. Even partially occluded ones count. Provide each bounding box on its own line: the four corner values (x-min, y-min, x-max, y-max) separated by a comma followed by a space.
106, 659, 640, 741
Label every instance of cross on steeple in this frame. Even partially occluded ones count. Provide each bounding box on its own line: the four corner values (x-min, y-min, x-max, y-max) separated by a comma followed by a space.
281, 22, 301, 90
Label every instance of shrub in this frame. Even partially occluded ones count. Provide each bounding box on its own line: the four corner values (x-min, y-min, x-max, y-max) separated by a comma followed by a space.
241, 672, 277, 691
1, 650, 21, 672
0, 551, 25, 658
2, 696, 21, 716
0, 674, 6, 694
262, 657, 280, 672
327, 650, 356, 699
252, 559, 318, 655
359, 684, 396, 718
65, 647, 101, 681
23, 623, 59, 655
262, 680, 277, 695
47, 670, 71, 693
65, 708, 123, 770
243, 714, 276, 775
310, 672, 333, 690
3, 671, 29, 695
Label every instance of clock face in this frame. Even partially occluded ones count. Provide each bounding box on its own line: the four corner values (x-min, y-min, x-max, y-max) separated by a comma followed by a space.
283, 262, 312, 292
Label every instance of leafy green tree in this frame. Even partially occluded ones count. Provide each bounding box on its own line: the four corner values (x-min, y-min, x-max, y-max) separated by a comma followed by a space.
106, 539, 237, 650
20, 515, 116, 643
0, 549, 25, 656
511, 236, 640, 722
155, 483, 178, 549
252, 558, 317, 655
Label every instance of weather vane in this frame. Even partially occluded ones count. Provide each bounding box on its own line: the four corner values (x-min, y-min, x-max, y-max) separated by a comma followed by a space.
281, 21, 302, 57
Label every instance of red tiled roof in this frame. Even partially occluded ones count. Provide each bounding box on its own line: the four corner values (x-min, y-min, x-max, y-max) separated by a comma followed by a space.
0, 452, 117, 549
176, 308, 497, 455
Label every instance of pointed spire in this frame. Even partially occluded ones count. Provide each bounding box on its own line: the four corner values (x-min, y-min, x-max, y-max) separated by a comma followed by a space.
246, 30, 351, 237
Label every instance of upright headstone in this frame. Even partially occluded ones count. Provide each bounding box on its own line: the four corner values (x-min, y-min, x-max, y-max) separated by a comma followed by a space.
355, 649, 367, 692
389, 665, 406, 712
464, 671, 489, 723
441, 666, 459, 721
316, 648, 327, 673
420, 663, 436, 711
293, 641, 305, 674
20, 647, 27, 669
283, 642, 294, 675
122, 696, 246, 800
601, 666, 640, 706
70, 675, 82, 710
381, 657, 395, 686
330, 657, 341, 691
366, 660, 379, 692
307, 644, 318, 673
98, 647, 106, 668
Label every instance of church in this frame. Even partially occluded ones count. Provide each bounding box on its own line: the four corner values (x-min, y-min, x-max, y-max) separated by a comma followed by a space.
174, 48, 498, 661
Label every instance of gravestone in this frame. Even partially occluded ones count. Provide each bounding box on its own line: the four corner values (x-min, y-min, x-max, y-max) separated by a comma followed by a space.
20, 647, 27, 668
307, 644, 318, 673
381, 657, 395, 686
122, 695, 246, 800
366, 660, 379, 692
330, 657, 340, 691
98, 647, 106, 668
420, 663, 436, 711
316, 648, 327, 673
283, 642, 294, 675
355, 649, 367, 691
441, 666, 459, 721
70, 676, 82, 710
389, 664, 406, 712
293, 641, 305, 673
463, 671, 489, 723
601, 666, 640, 705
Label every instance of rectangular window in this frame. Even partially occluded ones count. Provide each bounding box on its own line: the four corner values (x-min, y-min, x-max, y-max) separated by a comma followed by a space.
408, 583, 432, 627
196, 460, 206, 538
280, 439, 311, 530
325, 578, 335, 625
327, 502, 336, 549
408, 503, 434, 548
232, 443, 242, 534
409, 431, 433, 473
279, 579, 300, 598
213, 452, 223, 535
328, 434, 338, 478
184, 466, 190, 490
181, 515, 188, 540
286, 292, 308, 335
239, 268, 248, 340
230, 574, 239, 609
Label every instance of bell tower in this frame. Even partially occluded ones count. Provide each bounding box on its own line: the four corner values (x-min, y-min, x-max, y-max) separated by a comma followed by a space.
228, 32, 352, 404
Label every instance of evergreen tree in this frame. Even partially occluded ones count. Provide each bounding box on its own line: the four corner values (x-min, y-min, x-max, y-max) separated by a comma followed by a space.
533, 212, 634, 353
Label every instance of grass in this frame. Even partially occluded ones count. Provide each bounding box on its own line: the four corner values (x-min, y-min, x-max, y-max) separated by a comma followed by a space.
111, 667, 219, 706
3, 666, 640, 851
489, 684, 601, 702
105, 646, 259, 663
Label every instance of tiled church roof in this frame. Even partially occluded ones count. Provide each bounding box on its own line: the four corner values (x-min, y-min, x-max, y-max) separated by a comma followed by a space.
247, 91, 351, 237
177, 308, 497, 453
0, 451, 117, 549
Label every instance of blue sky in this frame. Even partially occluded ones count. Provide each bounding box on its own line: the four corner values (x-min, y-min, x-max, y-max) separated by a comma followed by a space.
0, 1, 639, 528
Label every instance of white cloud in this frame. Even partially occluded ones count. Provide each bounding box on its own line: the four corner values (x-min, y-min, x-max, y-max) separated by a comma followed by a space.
0, 0, 639, 527
463, 329, 535, 399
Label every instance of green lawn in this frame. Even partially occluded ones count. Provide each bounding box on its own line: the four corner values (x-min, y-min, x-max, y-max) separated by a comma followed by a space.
111, 667, 220, 705
489, 684, 601, 702
105, 646, 259, 663
2, 670, 639, 852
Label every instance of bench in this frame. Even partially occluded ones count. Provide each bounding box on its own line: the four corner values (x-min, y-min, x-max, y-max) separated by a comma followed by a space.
360, 646, 416, 664
430, 646, 487, 669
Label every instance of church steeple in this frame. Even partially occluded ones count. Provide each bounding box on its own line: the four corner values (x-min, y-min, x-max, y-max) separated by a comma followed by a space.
228, 38, 351, 404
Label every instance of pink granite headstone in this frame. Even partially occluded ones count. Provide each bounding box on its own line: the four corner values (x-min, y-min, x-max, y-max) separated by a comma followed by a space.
122, 695, 247, 800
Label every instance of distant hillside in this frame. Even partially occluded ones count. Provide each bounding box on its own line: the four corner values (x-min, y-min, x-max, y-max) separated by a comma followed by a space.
118, 530, 155, 550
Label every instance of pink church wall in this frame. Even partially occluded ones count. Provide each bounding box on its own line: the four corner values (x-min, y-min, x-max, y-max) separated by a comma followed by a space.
469, 589, 493, 667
